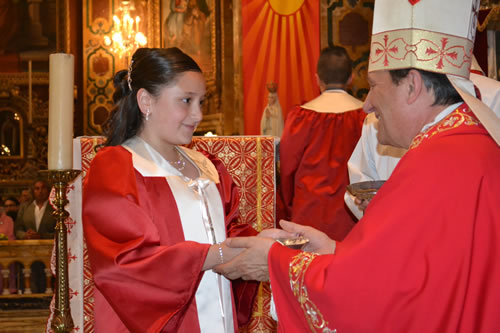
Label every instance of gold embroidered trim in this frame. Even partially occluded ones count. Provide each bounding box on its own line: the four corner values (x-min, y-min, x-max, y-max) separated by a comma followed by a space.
289, 252, 336, 333
256, 137, 263, 231
410, 106, 479, 149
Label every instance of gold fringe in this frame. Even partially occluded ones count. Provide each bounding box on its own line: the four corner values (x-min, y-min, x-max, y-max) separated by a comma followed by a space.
477, 6, 500, 32
256, 137, 263, 232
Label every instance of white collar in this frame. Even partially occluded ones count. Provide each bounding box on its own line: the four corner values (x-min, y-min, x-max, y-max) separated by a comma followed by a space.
301, 90, 364, 113
324, 89, 346, 93
122, 136, 219, 183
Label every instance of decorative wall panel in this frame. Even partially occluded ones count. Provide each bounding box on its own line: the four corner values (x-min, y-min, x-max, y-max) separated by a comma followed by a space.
322, 0, 374, 100
84, 0, 120, 135
83, 0, 223, 135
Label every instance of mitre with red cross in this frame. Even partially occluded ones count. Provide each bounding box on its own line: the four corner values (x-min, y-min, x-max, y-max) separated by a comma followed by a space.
369, 0, 500, 145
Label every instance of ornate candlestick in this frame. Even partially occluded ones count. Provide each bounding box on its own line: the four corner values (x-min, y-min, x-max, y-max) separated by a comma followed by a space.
41, 169, 81, 333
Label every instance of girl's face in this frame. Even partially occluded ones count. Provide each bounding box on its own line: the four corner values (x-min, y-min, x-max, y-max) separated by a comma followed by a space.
139, 71, 206, 151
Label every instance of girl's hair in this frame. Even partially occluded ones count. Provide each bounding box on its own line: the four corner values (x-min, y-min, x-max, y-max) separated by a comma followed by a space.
104, 47, 202, 146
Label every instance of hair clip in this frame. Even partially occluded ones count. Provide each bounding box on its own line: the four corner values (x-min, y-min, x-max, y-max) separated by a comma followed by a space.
127, 59, 134, 91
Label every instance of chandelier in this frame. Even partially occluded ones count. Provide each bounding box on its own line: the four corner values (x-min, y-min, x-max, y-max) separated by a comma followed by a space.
104, 0, 147, 60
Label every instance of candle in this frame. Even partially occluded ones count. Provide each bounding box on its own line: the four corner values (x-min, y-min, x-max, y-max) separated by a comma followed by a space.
113, 15, 120, 31
28, 60, 32, 124
124, 14, 130, 33
48, 53, 74, 170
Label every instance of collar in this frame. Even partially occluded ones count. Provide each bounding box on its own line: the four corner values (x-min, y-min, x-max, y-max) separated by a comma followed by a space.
300, 90, 363, 113
323, 89, 346, 93
33, 200, 48, 209
122, 136, 219, 183
410, 103, 480, 149
420, 102, 462, 132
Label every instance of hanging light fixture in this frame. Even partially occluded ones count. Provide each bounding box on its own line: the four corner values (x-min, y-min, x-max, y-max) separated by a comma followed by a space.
104, 0, 147, 60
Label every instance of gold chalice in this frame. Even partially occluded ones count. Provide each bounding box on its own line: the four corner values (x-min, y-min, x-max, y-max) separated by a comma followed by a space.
346, 180, 386, 201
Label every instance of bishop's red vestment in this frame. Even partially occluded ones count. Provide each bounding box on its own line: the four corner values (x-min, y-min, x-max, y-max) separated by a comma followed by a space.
270, 104, 500, 332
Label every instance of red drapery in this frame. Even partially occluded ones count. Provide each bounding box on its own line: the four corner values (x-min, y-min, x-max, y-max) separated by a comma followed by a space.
242, 0, 320, 134
473, 8, 492, 74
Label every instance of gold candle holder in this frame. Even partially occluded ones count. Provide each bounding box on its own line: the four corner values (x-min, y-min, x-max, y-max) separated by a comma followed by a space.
40, 169, 81, 333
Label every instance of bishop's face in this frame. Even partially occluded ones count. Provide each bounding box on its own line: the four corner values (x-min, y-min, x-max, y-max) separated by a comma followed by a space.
363, 70, 414, 149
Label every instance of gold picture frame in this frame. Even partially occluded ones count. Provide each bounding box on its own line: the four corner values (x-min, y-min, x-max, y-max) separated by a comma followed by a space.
159, 0, 217, 85
157, 0, 221, 134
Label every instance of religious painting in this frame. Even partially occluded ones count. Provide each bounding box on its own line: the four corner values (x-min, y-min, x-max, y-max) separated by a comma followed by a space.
0, 0, 59, 74
0, 0, 68, 186
0, 109, 23, 157
160, 0, 215, 75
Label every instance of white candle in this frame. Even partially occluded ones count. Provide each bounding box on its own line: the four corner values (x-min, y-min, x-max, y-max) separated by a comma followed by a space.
48, 53, 74, 170
113, 15, 120, 30
28, 60, 32, 124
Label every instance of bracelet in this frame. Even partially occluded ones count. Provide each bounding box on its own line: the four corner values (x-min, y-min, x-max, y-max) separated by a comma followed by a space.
217, 242, 224, 264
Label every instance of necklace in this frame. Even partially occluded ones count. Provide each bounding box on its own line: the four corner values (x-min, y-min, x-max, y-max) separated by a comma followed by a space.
167, 148, 186, 171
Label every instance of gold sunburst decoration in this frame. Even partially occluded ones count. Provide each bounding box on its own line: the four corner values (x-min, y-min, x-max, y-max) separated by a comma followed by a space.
268, 0, 305, 15
242, 0, 319, 134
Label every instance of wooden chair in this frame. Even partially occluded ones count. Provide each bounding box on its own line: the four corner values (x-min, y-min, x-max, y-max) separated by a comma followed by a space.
47, 136, 278, 332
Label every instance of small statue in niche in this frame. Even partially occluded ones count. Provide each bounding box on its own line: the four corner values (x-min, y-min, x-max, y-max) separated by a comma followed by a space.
0, 110, 21, 156
260, 82, 284, 137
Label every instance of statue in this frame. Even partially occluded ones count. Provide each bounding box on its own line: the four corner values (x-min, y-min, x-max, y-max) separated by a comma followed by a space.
260, 82, 284, 137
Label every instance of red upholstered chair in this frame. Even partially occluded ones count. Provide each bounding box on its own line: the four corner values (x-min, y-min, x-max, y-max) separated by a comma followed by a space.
47, 136, 278, 332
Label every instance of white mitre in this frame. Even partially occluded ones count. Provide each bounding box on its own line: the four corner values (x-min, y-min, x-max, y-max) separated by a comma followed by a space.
368, 0, 500, 145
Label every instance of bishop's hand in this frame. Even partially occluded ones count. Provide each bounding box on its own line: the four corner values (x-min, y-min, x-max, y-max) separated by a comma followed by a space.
279, 220, 336, 255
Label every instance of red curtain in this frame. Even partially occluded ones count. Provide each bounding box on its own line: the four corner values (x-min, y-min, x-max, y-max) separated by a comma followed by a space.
473, 8, 492, 74
242, 0, 320, 134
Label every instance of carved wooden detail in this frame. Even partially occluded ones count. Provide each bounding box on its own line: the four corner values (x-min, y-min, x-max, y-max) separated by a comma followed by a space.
0, 0, 70, 193
0, 240, 54, 295
0, 240, 53, 332
0, 76, 50, 191
321, 0, 374, 100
